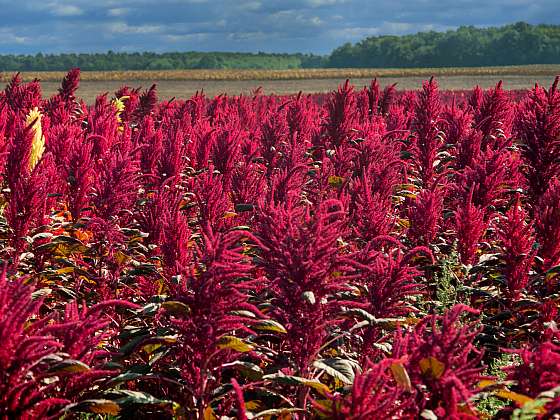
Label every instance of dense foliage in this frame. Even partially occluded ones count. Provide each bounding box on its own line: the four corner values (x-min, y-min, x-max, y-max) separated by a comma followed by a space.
328, 22, 560, 68
0, 51, 325, 72
0, 69, 559, 419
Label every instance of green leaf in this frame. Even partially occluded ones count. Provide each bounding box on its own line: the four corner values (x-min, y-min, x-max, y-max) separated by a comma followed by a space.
31, 288, 52, 300
222, 361, 264, 380
109, 390, 171, 406
65, 399, 121, 415
235, 203, 255, 212
263, 372, 330, 394
253, 319, 287, 334
248, 408, 305, 419
48, 359, 91, 374
420, 409, 438, 420
391, 361, 412, 392
162, 301, 191, 316
134, 336, 177, 355
217, 336, 254, 352
108, 371, 145, 385
342, 308, 406, 329
312, 358, 360, 384
328, 175, 345, 188
419, 356, 446, 379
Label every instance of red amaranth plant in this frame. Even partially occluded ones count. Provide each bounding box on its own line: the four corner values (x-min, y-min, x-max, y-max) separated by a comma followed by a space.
151, 227, 264, 417
392, 305, 485, 418
324, 80, 358, 149
42, 299, 139, 403
453, 188, 489, 266
43, 68, 81, 125
507, 341, 560, 398
348, 243, 429, 361
534, 179, 560, 271
4, 126, 55, 263
133, 84, 158, 122
0, 270, 67, 418
454, 144, 522, 210
65, 135, 95, 222
504, 341, 560, 417
156, 119, 188, 186
347, 174, 394, 243
254, 199, 351, 375
473, 81, 513, 150
515, 77, 560, 201
410, 78, 445, 188
313, 358, 412, 419
91, 148, 139, 223
406, 187, 444, 247
497, 196, 536, 300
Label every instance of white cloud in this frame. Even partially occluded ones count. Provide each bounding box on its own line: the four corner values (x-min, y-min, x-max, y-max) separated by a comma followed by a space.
106, 22, 163, 34
165, 33, 210, 42
108, 8, 129, 17
306, 0, 348, 6
51, 4, 83, 16
239, 1, 262, 11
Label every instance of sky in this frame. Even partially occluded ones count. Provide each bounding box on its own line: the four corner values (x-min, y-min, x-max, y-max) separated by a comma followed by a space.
0, 0, 558, 55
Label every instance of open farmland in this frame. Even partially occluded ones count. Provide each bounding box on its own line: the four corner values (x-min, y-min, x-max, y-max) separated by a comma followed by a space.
36, 74, 559, 103
0, 69, 560, 419
5, 65, 560, 102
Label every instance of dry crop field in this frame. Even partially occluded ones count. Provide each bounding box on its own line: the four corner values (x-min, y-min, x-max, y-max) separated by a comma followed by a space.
3, 64, 560, 82
0, 69, 559, 419
5, 65, 560, 102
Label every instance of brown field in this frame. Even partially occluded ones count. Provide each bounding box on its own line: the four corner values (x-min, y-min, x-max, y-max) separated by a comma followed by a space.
3, 64, 560, 82
35, 75, 558, 104
4, 66, 559, 103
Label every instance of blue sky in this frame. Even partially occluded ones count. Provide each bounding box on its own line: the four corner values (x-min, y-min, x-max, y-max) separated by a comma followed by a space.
0, 0, 558, 54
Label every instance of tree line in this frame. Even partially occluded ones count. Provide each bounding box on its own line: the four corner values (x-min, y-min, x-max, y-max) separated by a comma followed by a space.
0, 22, 559, 71
0, 51, 325, 71
327, 22, 560, 67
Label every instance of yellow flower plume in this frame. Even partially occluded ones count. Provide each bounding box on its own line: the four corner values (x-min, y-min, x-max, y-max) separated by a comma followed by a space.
112, 96, 129, 126
26, 107, 45, 171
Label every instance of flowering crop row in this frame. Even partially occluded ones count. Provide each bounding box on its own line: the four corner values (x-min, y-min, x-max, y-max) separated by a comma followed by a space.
0, 70, 559, 419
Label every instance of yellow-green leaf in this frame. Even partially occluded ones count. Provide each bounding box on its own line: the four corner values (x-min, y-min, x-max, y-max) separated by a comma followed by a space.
217, 336, 254, 352
88, 400, 121, 415
55, 267, 75, 275
478, 379, 498, 389
303, 380, 331, 396
49, 359, 91, 374
245, 400, 262, 411
419, 356, 445, 379
253, 319, 287, 334
203, 406, 217, 420
391, 361, 412, 392
142, 343, 163, 355
328, 175, 345, 188
162, 301, 191, 316
495, 389, 535, 407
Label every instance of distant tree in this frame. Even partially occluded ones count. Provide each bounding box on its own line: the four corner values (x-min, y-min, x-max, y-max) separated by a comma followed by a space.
326, 22, 560, 68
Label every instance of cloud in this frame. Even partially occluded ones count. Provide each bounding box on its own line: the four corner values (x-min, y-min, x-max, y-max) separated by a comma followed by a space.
108, 8, 129, 17
305, 0, 348, 6
51, 4, 83, 16
0, 0, 557, 54
106, 22, 162, 35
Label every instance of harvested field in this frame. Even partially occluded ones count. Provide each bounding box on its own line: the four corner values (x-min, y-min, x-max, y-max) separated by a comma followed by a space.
36, 73, 560, 103
4, 64, 560, 83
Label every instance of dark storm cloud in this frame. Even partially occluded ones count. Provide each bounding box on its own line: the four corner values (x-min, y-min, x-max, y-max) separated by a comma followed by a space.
0, 0, 558, 54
